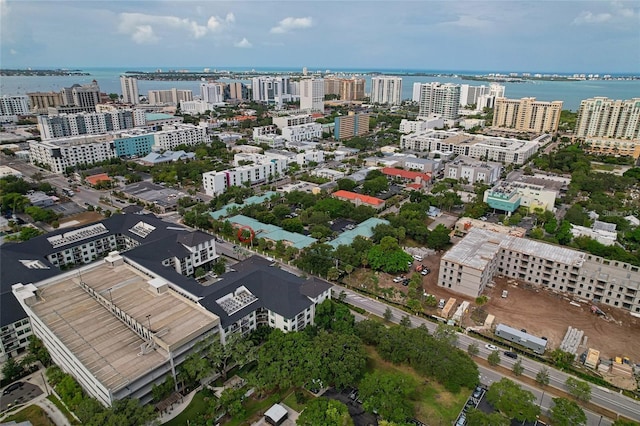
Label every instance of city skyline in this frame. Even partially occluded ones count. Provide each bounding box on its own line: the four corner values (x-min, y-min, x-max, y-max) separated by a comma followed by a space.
1, 1, 639, 73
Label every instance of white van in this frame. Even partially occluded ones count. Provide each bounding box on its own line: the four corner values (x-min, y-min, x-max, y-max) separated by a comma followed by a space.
502, 290, 508, 298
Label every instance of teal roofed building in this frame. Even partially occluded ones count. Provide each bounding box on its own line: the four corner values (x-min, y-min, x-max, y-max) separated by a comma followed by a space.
210, 192, 279, 220
328, 217, 389, 248
227, 215, 317, 249
483, 183, 521, 213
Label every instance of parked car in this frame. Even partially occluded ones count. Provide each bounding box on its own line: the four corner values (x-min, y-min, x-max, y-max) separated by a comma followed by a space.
393, 276, 403, 283
438, 298, 446, 309
421, 268, 430, 276
504, 351, 518, 359
2, 381, 23, 395
485, 344, 498, 351
402, 279, 410, 286
501, 290, 509, 298
413, 254, 423, 261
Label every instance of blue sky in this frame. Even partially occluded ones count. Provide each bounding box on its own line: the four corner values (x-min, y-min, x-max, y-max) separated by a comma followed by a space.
1, 0, 639, 73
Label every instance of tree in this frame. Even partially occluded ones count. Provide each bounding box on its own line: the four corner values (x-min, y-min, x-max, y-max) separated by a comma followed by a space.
383, 307, 393, 322
465, 408, 510, 426
359, 371, 415, 423
297, 397, 353, 426
486, 378, 540, 422
550, 397, 587, 426
565, 377, 591, 402
314, 299, 355, 334
27, 336, 51, 367
327, 266, 341, 281
467, 343, 479, 357
1, 357, 24, 382
512, 359, 524, 376
218, 387, 245, 418
535, 367, 550, 387
433, 323, 458, 347
426, 224, 451, 250
399, 315, 411, 328
550, 348, 575, 369
310, 332, 367, 390
487, 350, 501, 366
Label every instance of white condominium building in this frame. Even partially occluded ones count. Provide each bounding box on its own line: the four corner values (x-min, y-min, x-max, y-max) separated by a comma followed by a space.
439, 228, 640, 315
416, 82, 460, 120
120, 76, 139, 104
203, 159, 287, 196
444, 156, 502, 184
0, 95, 30, 117
200, 82, 226, 104
493, 97, 563, 133
29, 135, 117, 173
399, 117, 444, 134
252, 76, 292, 107
179, 100, 217, 115
281, 123, 323, 142
370, 76, 402, 105
272, 114, 314, 129
575, 97, 640, 140
37, 110, 145, 140
300, 78, 325, 112
151, 124, 207, 151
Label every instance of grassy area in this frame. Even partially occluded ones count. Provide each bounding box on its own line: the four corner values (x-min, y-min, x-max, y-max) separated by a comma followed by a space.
282, 389, 313, 413
163, 391, 210, 426
365, 346, 468, 426
592, 163, 616, 171
224, 391, 283, 426
4, 405, 55, 426
47, 394, 80, 425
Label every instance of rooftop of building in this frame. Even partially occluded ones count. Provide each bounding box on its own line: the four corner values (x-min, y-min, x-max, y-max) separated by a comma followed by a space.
145, 113, 177, 121
226, 215, 318, 249
85, 173, 112, 186
122, 181, 188, 207
332, 190, 385, 206
21, 261, 218, 392
209, 192, 279, 220
328, 217, 389, 248
446, 156, 502, 169
381, 167, 431, 182
30, 134, 115, 147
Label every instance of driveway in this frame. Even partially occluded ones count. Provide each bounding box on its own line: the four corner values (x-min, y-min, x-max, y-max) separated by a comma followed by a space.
0, 382, 42, 411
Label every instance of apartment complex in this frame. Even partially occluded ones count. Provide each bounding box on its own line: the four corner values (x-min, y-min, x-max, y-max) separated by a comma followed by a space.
252, 76, 293, 107
202, 159, 287, 196
150, 124, 207, 151
37, 110, 146, 139
200, 82, 226, 104
29, 135, 117, 173
273, 114, 314, 129
444, 156, 502, 184
483, 181, 557, 213
334, 112, 370, 140
28, 91, 64, 113
300, 78, 325, 112
281, 123, 323, 142
399, 117, 444, 134
416, 82, 461, 120
438, 228, 640, 315
324, 77, 365, 101
459, 83, 505, 108
120, 76, 139, 104
370, 76, 402, 105
228, 82, 248, 101
60, 81, 102, 112
492, 97, 563, 133
147, 88, 194, 105
583, 137, 640, 159
575, 97, 640, 140
1, 95, 30, 118
400, 130, 541, 164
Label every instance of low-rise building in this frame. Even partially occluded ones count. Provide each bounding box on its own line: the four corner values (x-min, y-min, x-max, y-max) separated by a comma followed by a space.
311, 168, 346, 180
444, 156, 502, 184
281, 123, 323, 142
29, 135, 117, 174
332, 190, 385, 209
252, 125, 278, 138
203, 160, 287, 196
138, 150, 196, 165
179, 100, 218, 115
381, 167, 431, 187
399, 117, 444, 134
272, 114, 314, 129
571, 221, 618, 246
483, 181, 557, 213
583, 137, 640, 159
454, 217, 526, 237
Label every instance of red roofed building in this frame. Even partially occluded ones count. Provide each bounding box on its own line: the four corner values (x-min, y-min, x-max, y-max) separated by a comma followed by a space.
332, 190, 386, 210
382, 167, 431, 187
85, 173, 112, 187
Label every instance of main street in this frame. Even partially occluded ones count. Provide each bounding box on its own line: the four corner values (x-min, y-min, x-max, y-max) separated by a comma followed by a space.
334, 286, 640, 425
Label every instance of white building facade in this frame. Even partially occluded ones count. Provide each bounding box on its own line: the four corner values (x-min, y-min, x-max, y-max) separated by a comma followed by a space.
1, 95, 30, 122
29, 136, 117, 173
203, 160, 287, 196
417, 82, 461, 120
37, 110, 143, 140
120, 76, 139, 104
252, 76, 292, 107
152, 125, 207, 151
300, 78, 325, 112
281, 123, 323, 142
370, 76, 402, 105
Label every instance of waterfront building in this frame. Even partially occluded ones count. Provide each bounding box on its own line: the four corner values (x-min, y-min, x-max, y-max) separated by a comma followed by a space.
120, 76, 139, 104
200, 82, 226, 104
324, 77, 365, 101
492, 97, 563, 133
416, 82, 460, 120
147, 89, 194, 105
575, 97, 640, 140
300, 78, 325, 112
370, 76, 402, 105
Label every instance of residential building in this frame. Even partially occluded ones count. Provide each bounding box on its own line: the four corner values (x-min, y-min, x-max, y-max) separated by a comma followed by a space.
438, 228, 640, 314
151, 124, 207, 151
252, 76, 292, 107
227, 82, 247, 101
300, 78, 324, 112
399, 117, 444, 134
324, 77, 365, 101
311, 168, 345, 180
29, 135, 117, 173
254, 134, 286, 149
575, 97, 640, 140
400, 130, 541, 165
570, 221, 618, 246
28, 91, 64, 113
148, 89, 194, 105
492, 97, 563, 133
120, 76, 139, 104
272, 114, 314, 129
583, 137, 640, 159
60, 81, 101, 112
381, 167, 431, 188
180, 100, 217, 115
483, 181, 557, 213
25, 191, 54, 208
202, 160, 287, 196
281, 123, 323, 142
444, 156, 502, 184
200, 82, 226, 104
459, 83, 505, 108
253, 125, 278, 138
416, 82, 461, 120
37, 110, 143, 139
1, 95, 30, 121
266, 149, 324, 166
370, 76, 402, 105
334, 112, 370, 140
332, 190, 385, 209
113, 130, 156, 158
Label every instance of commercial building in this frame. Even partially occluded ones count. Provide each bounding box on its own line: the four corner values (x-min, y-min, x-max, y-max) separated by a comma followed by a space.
381, 167, 431, 187
29, 135, 117, 173
300, 78, 324, 112
1, 95, 30, 122
370, 76, 402, 105
438, 227, 640, 316
416, 82, 461, 120
200, 82, 226, 104
147, 89, 194, 105
272, 114, 314, 129
281, 123, 323, 142
401, 130, 541, 165
253, 125, 278, 138
483, 181, 557, 213
138, 150, 195, 166
454, 217, 526, 237
324, 77, 365, 101
570, 221, 618, 246
202, 160, 287, 196
334, 112, 370, 140
399, 117, 444, 134
120, 76, 139, 104
492, 97, 563, 133
332, 190, 385, 209
575, 97, 640, 140
37, 110, 145, 139
444, 156, 502, 184
252, 76, 292, 107
254, 134, 286, 149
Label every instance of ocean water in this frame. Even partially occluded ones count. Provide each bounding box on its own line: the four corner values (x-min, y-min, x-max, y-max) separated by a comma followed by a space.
1, 67, 639, 111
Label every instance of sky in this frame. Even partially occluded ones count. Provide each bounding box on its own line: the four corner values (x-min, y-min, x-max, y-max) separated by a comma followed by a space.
1, 0, 639, 73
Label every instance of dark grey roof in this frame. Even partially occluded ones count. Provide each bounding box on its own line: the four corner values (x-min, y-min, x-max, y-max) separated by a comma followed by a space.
176, 231, 214, 248
300, 277, 333, 298
122, 205, 143, 214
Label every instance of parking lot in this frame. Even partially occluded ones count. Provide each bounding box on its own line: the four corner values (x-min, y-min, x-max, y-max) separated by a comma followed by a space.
322, 388, 378, 426
0, 381, 42, 411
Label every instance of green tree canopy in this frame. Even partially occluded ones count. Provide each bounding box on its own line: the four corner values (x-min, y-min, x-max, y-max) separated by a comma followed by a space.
550, 397, 587, 426
297, 397, 353, 426
359, 370, 416, 423
486, 378, 540, 422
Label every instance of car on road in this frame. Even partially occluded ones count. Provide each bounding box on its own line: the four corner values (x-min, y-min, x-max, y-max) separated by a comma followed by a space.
2, 381, 23, 395
393, 276, 403, 283
485, 344, 498, 351
504, 351, 518, 359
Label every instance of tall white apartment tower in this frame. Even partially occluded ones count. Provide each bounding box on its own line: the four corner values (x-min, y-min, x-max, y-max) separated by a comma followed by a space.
120, 76, 139, 104
200, 82, 226, 104
370, 76, 402, 105
417, 82, 461, 120
300, 78, 325, 112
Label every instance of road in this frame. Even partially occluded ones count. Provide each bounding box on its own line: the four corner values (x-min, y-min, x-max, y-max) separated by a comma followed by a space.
335, 286, 640, 424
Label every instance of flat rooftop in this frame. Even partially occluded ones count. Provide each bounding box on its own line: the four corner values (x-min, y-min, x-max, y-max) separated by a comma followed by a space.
30, 262, 218, 393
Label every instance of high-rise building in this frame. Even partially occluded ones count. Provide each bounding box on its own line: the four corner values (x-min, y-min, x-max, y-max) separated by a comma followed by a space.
60, 80, 101, 112
147, 89, 193, 105
417, 82, 461, 120
334, 112, 370, 140
120, 76, 139, 104
37, 110, 143, 140
0, 95, 30, 117
575, 97, 640, 140
300, 78, 324, 112
200, 82, 226, 104
227, 82, 247, 101
370, 76, 402, 105
28, 92, 64, 113
251, 76, 292, 107
493, 97, 563, 133
325, 77, 365, 101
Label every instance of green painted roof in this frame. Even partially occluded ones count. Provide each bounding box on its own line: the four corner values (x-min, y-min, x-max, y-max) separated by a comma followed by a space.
227, 214, 317, 249
210, 192, 279, 220
328, 217, 389, 248
145, 113, 176, 121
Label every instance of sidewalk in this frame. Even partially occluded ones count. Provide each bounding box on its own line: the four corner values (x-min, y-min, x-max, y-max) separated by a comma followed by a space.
34, 394, 71, 426
156, 388, 199, 424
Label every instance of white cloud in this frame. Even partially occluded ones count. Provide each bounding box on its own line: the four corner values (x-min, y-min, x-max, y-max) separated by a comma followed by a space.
270, 16, 313, 34
573, 11, 613, 24
119, 12, 233, 43
225, 13, 235, 24
234, 37, 252, 48
573, 1, 638, 25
